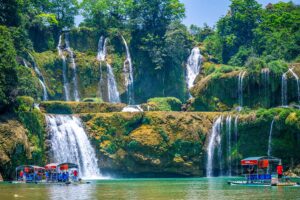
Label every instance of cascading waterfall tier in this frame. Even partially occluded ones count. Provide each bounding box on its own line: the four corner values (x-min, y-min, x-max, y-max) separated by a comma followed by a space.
281, 71, 288, 106
234, 116, 239, 173
261, 68, 270, 107
226, 115, 232, 176
267, 119, 275, 157
65, 33, 80, 102
57, 35, 71, 101
46, 115, 101, 178
186, 47, 202, 97
29, 53, 49, 101
121, 36, 134, 104
206, 116, 222, 177
97, 36, 121, 103
237, 71, 246, 109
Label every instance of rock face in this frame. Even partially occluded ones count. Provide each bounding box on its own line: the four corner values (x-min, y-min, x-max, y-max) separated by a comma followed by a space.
0, 115, 32, 180
82, 112, 218, 177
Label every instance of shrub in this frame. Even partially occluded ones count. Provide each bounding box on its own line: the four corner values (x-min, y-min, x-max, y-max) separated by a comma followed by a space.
147, 97, 182, 111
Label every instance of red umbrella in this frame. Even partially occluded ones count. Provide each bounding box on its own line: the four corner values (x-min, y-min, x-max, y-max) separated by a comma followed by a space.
45, 163, 58, 170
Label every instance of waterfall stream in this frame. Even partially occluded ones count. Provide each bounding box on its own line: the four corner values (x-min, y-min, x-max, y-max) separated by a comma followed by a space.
281, 72, 288, 106
206, 116, 222, 177
57, 35, 71, 101
289, 68, 300, 104
234, 116, 239, 173
261, 68, 270, 106
121, 36, 134, 104
97, 36, 120, 103
46, 115, 101, 178
186, 47, 202, 97
226, 116, 232, 176
238, 71, 246, 109
29, 54, 49, 101
267, 119, 275, 157
65, 33, 80, 101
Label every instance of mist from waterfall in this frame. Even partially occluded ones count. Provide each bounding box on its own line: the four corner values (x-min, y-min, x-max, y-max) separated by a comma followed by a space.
97, 36, 120, 103
46, 115, 101, 179
57, 35, 71, 101
121, 35, 134, 104
206, 116, 222, 177
226, 115, 232, 176
65, 33, 80, 101
186, 47, 202, 97
267, 119, 275, 157
29, 53, 48, 101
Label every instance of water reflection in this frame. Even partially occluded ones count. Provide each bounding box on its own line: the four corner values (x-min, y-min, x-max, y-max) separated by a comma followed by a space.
48, 184, 96, 200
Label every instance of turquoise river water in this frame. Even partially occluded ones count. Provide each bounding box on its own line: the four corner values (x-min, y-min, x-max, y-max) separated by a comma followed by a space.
0, 177, 300, 200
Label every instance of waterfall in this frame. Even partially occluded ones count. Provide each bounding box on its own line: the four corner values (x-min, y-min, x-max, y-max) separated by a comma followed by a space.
46, 115, 101, 178
29, 53, 48, 101
107, 63, 121, 103
289, 68, 300, 104
186, 47, 202, 97
57, 34, 71, 101
226, 115, 232, 176
261, 68, 270, 106
267, 119, 275, 157
281, 72, 288, 106
96, 36, 108, 99
121, 36, 134, 104
96, 36, 120, 103
206, 116, 222, 177
237, 71, 246, 109
23, 59, 30, 68
65, 33, 80, 102
234, 116, 239, 173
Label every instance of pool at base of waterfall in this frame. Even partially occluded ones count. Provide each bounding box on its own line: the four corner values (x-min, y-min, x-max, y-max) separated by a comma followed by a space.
1, 177, 300, 200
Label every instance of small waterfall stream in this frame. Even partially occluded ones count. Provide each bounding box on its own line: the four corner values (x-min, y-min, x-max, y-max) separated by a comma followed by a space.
186, 47, 202, 97
281, 72, 288, 106
97, 36, 120, 103
65, 33, 80, 101
238, 71, 246, 109
46, 115, 101, 178
206, 116, 222, 177
29, 54, 49, 101
289, 68, 300, 104
234, 116, 239, 173
57, 35, 71, 101
96, 36, 107, 99
261, 68, 270, 106
267, 119, 275, 157
226, 116, 232, 176
121, 36, 134, 104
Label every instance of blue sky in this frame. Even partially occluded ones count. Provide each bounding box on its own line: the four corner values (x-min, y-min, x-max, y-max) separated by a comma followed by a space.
181, 0, 300, 27
76, 0, 300, 27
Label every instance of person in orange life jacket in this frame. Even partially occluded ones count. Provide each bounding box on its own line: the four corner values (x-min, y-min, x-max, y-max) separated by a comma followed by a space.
277, 161, 283, 180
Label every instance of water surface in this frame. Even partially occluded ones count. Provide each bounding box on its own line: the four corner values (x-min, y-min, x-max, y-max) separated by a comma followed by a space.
1, 178, 300, 200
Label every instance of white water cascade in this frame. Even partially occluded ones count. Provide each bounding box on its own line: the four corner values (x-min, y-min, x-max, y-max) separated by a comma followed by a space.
121, 36, 134, 104
57, 35, 71, 101
234, 116, 239, 172
261, 68, 270, 106
226, 115, 232, 176
206, 116, 222, 177
186, 47, 202, 97
29, 54, 49, 101
267, 119, 275, 157
237, 71, 246, 109
289, 68, 300, 104
96, 36, 107, 99
65, 33, 80, 101
97, 36, 121, 103
46, 115, 101, 178
281, 72, 288, 106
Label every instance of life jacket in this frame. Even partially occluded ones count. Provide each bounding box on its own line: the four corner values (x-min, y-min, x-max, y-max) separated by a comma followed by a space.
277, 165, 283, 175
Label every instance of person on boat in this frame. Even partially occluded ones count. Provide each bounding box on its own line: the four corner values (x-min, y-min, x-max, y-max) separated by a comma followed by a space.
277, 162, 283, 181
19, 170, 24, 181
73, 170, 78, 181
66, 171, 69, 182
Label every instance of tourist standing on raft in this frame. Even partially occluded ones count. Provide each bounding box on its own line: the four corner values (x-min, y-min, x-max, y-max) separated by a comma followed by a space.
277, 162, 283, 181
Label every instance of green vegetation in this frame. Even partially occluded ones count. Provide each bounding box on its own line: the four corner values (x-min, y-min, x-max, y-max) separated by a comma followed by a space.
146, 97, 182, 111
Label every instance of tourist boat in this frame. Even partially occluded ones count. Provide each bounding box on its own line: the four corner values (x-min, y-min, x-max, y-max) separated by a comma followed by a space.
228, 156, 299, 187
13, 165, 45, 183
12, 162, 88, 184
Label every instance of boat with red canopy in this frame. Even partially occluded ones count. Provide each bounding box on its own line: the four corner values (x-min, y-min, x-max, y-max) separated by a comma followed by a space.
15, 165, 45, 183
228, 156, 299, 186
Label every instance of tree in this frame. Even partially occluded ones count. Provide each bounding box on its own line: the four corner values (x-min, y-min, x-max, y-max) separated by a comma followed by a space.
189, 23, 214, 42
0, 26, 18, 112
